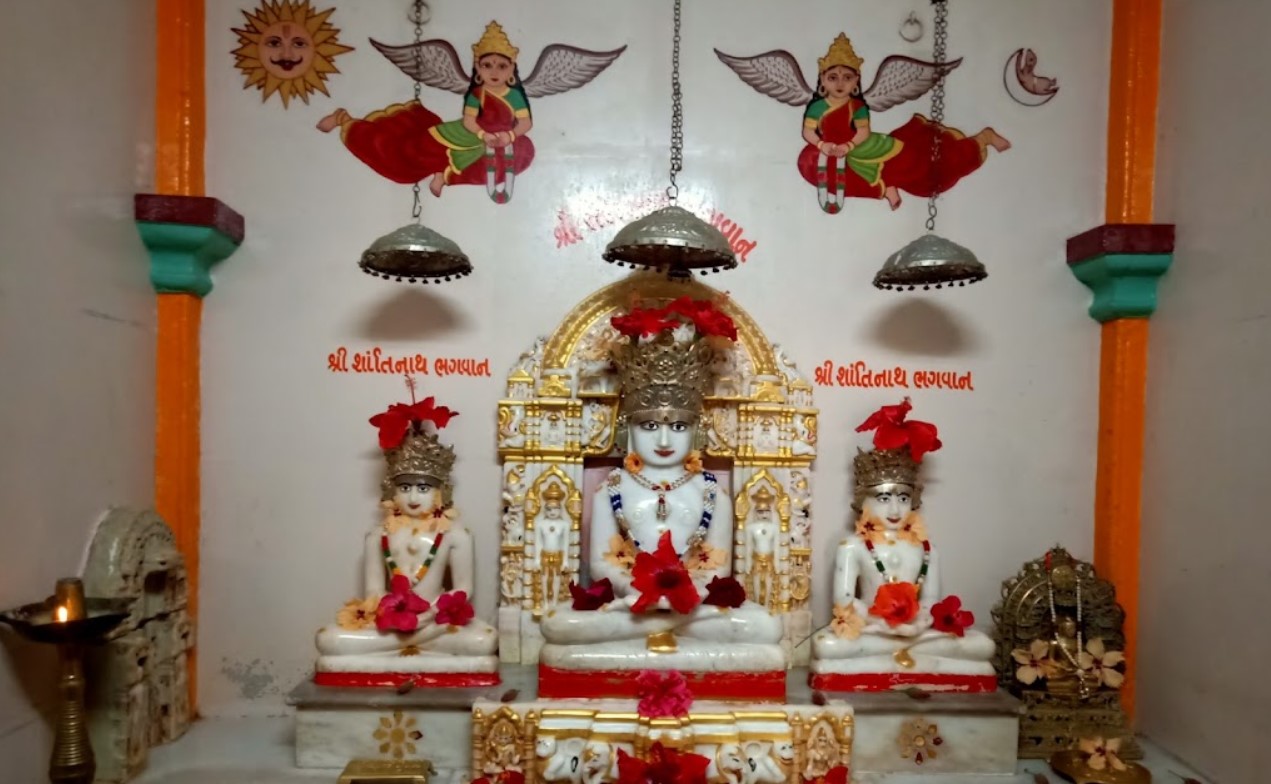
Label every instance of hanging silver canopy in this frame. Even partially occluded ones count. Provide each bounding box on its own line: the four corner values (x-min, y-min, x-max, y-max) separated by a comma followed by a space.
359, 222, 472, 284
873, 232, 987, 291
604, 205, 737, 280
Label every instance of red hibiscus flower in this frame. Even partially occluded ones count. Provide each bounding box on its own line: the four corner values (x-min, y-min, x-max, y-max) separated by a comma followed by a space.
370, 397, 460, 449
868, 581, 920, 627
375, 575, 431, 632
855, 397, 942, 463
631, 532, 701, 614
569, 579, 615, 611
702, 576, 746, 608
617, 743, 711, 784
666, 297, 738, 341
930, 595, 975, 637
636, 670, 694, 717
611, 306, 678, 339
434, 590, 474, 626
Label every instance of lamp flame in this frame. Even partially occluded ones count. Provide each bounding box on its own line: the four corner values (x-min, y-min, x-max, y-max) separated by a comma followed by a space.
56, 606, 68, 623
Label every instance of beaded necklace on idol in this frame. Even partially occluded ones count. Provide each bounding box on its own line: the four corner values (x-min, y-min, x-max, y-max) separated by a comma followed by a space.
608, 468, 716, 554
864, 533, 931, 591
381, 510, 447, 586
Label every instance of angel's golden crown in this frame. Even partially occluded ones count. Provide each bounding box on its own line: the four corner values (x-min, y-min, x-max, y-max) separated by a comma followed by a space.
853, 447, 919, 492
614, 333, 715, 423
819, 33, 863, 73
384, 430, 456, 488
473, 21, 519, 62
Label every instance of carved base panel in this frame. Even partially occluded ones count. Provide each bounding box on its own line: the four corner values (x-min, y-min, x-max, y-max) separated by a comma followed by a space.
1017, 690, 1142, 760
472, 699, 853, 784
315, 672, 503, 689
809, 673, 998, 693
538, 665, 786, 701
844, 691, 1021, 775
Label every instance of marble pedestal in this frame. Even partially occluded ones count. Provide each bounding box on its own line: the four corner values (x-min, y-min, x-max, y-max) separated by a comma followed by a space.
836, 691, 1022, 775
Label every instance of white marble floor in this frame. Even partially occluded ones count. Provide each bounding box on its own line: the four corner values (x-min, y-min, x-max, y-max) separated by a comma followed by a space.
133, 716, 1209, 784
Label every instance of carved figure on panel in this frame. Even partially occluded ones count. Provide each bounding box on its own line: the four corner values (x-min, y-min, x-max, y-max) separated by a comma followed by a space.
318, 22, 625, 203
789, 471, 812, 548
526, 478, 578, 611
716, 34, 1010, 214
736, 485, 781, 611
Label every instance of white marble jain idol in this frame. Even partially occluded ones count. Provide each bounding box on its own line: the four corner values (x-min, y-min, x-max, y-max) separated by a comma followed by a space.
538, 300, 785, 675
811, 399, 995, 691
313, 396, 498, 684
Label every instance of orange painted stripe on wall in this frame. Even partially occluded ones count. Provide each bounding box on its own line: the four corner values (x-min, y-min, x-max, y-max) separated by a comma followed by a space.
1105, 0, 1162, 223
155, 0, 205, 196
154, 0, 206, 710
1094, 319, 1149, 717
155, 294, 203, 709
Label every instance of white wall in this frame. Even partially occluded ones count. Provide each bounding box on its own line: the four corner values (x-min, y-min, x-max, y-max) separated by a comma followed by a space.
1138, 2, 1271, 780
0, 1, 155, 778
201, 0, 1109, 715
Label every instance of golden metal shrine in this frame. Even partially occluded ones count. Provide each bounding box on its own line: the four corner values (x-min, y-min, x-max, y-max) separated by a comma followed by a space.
338, 758, 434, 784
495, 273, 818, 665
991, 547, 1140, 760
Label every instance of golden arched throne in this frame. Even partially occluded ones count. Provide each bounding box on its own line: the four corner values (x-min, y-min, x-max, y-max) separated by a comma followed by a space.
495, 273, 818, 665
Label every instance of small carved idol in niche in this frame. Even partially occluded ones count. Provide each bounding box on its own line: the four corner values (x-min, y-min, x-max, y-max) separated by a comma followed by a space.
740, 486, 781, 610
716, 34, 1009, 215
316, 21, 624, 204
992, 547, 1139, 760
754, 416, 780, 453
231, 0, 353, 108
313, 387, 499, 686
542, 410, 567, 449
529, 482, 574, 610
810, 398, 996, 692
501, 465, 527, 544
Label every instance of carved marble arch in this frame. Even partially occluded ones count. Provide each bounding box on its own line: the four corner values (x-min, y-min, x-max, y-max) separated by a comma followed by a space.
495, 273, 819, 666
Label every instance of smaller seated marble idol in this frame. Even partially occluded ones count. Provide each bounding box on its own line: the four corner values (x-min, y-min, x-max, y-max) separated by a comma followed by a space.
811, 399, 995, 692
314, 394, 498, 687
538, 297, 786, 699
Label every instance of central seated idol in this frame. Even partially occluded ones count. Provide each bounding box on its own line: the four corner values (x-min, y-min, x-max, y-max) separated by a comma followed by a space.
538, 297, 787, 699
811, 399, 995, 692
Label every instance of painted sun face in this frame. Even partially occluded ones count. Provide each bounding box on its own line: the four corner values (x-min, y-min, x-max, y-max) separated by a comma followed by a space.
477, 54, 514, 88
260, 22, 314, 79
630, 419, 694, 469
821, 65, 860, 100
232, 1, 353, 108
862, 483, 915, 529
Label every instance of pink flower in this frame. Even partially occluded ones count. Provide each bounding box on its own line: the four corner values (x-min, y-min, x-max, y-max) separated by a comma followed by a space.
375, 575, 430, 632
434, 590, 474, 626
636, 670, 694, 718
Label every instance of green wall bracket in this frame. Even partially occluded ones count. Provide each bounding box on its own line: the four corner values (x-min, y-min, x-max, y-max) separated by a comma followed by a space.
135, 194, 245, 297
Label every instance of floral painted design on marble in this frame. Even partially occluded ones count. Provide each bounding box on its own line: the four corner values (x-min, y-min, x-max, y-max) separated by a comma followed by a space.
897, 718, 942, 765
373, 711, 423, 759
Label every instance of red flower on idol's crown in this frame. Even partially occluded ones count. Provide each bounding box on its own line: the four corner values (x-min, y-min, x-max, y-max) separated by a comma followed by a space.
370, 394, 460, 449
610, 296, 738, 342
630, 531, 701, 615
855, 397, 942, 463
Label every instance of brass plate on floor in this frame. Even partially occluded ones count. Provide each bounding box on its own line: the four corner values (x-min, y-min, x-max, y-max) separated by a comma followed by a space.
338, 759, 433, 784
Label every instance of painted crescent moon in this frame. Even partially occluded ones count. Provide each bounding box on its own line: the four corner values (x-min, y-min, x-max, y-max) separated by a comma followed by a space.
1004, 48, 1058, 107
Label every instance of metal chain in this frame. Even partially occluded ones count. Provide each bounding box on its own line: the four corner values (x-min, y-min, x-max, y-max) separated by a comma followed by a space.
409, 0, 429, 220
926, 0, 949, 232
667, 0, 684, 202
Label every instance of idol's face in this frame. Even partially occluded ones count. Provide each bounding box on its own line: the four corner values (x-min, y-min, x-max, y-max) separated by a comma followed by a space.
630, 418, 694, 468
392, 474, 439, 517
821, 65, 859, 100
861, 483, 915, 529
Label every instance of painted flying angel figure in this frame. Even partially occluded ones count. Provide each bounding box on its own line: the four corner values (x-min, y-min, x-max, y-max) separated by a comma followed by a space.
317, 21, 625, 204
717, 34, 1010, 214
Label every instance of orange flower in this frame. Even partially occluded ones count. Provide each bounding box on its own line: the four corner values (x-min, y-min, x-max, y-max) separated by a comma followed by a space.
1077, 737, 1127, 772
868, 581, 920, 627
897, 513, 927, 544
605, 535, 638, 569
1011, 639, 1054, 685
854, 513, 887, 544
336, 596, 379, 630
683, 450, 703, 474
685, 543, 725, 571
624, 452, 644, 474
831, 603, 864, 640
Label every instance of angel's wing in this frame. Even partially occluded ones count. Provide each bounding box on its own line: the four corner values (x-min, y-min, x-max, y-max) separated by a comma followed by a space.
370, 38, 469, 95
521, 44, 627, 99
714, 49, 814, 107
862, 55, 963, 112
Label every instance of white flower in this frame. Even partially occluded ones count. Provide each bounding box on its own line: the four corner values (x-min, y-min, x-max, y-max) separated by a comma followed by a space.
1079, 638, 1126, 689
671, 322, 696, 344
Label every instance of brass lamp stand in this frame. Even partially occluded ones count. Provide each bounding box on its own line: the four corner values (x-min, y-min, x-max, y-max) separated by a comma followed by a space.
0, 578, 130, 784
